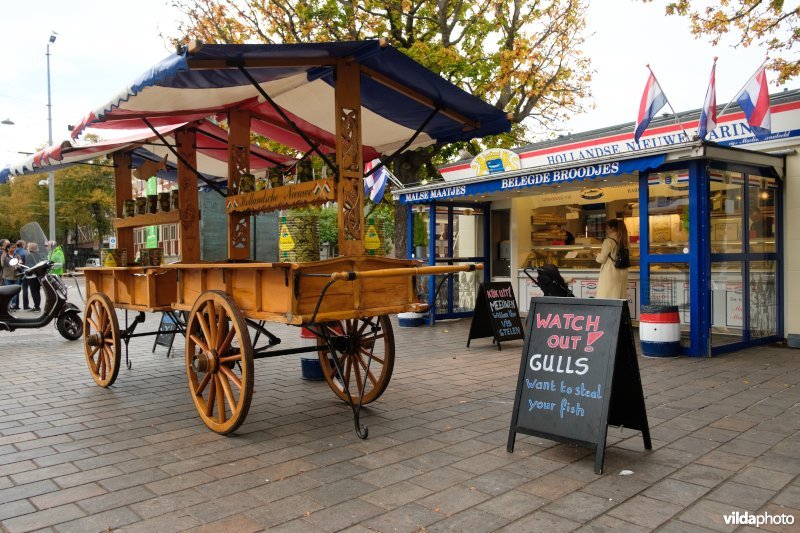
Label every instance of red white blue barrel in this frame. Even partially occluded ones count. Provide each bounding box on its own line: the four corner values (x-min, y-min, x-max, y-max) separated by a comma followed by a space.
639, 305, 681, 358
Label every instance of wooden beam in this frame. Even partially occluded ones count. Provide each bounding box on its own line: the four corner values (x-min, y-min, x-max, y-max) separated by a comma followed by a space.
176, 128, 201, 262
360, 65, 480, 130
335, 59, 365, 257
186, 58, 337, 70
112, 152, 134, 261
227, 109, 251, 260
113, 210, 181, 229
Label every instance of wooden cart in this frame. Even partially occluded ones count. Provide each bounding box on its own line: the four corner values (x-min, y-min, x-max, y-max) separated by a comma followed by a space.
77, 41, 504, 436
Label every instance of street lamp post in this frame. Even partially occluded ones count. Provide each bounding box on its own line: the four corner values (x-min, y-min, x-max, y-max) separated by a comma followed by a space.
46, 32, 57, 244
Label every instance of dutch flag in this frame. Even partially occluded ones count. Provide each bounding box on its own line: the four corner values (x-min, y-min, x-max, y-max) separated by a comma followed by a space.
698, 59, 717, 140
735, 66, 771, 137
364, 159, 389, 203
634, 71, 668, 143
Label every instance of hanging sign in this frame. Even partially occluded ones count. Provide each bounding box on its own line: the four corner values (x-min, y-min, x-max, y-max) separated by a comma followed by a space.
278, 222, 296, 252
507, 298, 651, 474
227, 178, 336, 215
467, 282, 525, 350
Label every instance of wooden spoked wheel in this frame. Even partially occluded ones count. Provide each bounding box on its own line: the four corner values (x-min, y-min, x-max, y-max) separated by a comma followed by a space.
185, 290, 254, 435
316, 316, 395, 405
83, 293, 121, 388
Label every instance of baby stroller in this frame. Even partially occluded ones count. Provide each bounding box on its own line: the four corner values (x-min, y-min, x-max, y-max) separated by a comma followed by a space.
524, 264, 574, 297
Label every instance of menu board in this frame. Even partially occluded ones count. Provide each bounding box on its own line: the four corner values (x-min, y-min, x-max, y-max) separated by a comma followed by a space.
467, 282, 525, 351
507, 298, 651, 474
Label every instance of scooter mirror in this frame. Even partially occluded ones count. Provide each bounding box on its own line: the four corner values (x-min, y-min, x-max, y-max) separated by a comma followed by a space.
9, 257, 19, 267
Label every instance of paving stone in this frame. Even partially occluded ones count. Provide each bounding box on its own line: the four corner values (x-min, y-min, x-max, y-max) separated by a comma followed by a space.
607, 495, 682, 528
117, 511, 201, 533
53, 506, 141, 533
678, 498, 738, 532
477, 489, 547, 520
417, 484, 491, 515
409, 465, 474, 491
304, 478, 378, 507
497, 510, 581, 532
544, 491, 618, 523
706, 481, 775, 511
1, 503, 86, 533
360, 480, 433, 510
0, 499, 37, 522
576, 514, 651, 532
731, 466, 795, 491
351, 462, 422, 488
246, 473, 323, 504
643, 477, 710, 506
426, 508, 511, 532
129, 488, 210, 519
695, 451, 753, 472
517, 472, 589, 500
77, 484, 157, 514
0, 480, 59, 505
304, 498, 385, 531
466, 468, 530, 496
360, 502, 443, 532
30, 483, 107, 510
245, 493, 325, 527
182, 513, 264, 533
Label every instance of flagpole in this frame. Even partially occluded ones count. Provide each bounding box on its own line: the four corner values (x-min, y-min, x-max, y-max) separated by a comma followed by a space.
718, 56, 769, 118
647, 65, 691, 141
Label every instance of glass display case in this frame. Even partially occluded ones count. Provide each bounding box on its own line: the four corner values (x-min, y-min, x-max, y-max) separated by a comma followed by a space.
520, 243, 641, 270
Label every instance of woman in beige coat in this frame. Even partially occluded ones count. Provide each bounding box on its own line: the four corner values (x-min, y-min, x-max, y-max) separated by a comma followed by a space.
595, 219, 629, 299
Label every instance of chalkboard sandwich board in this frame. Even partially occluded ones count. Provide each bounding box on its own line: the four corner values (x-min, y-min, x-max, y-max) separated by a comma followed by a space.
152, 312, 181, 358
507, 297, 651, 474
467, 282, 525, 351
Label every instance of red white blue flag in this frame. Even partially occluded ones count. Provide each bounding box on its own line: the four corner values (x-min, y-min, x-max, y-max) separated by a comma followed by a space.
634, 72, 668, 143
698, 59, 717, 140
364, 159, 389, 203
736, 66, 771, 137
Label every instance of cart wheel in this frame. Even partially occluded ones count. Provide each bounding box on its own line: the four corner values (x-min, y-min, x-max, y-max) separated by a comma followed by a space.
83, 293, 121, 388
317, 316, 395, 405
186, 290, 254, 435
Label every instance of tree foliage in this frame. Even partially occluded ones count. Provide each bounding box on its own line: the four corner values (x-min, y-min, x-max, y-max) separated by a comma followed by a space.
54, 160, 116, 245
645, 0, 800, 83
170, 0, 592, 147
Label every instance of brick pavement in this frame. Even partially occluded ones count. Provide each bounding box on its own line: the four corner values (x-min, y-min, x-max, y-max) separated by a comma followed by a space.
0, 309, 799, 532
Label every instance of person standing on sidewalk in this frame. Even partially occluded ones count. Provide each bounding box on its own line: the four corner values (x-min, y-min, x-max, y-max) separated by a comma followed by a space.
2, 242, 21, 310
15, 240, 30, 310
24, 242, 42, 312
45, 241, 65, 276
595, 219, 629, 299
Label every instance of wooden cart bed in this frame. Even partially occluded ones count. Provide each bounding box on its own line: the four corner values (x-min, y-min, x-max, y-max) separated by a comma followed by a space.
83, 255, 428, 324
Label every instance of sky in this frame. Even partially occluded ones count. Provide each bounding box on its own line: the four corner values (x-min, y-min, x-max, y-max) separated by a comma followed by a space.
0, 0, 794, 165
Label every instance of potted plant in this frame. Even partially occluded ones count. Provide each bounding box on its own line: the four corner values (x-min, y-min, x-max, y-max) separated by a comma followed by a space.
413, 212, 428, 259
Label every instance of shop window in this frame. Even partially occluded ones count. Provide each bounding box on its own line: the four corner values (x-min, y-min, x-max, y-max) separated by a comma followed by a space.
710, 261, 743, 346
648, 170, 690, 255
709, 170, 744, 254
491, 210, 511, 277
747, 175, 776, 253
749, 260, 777, 339
648, 262, 690, 345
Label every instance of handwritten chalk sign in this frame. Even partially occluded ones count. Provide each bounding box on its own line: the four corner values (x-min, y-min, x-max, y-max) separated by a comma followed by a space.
467, 282, 525, 351
152, 313, 180, 358
507, 297, 651, 474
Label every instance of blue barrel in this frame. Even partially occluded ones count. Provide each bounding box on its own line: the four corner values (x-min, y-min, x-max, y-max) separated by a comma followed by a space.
639, 305, 681, 358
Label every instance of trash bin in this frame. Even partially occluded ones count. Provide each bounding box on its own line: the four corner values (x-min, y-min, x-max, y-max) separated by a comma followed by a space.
639, 304, 681, 358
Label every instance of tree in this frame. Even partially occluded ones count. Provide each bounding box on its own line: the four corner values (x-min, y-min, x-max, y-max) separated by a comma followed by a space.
54, 160, 115, 247
170, 0, 593, 255
644, 1, 800, 83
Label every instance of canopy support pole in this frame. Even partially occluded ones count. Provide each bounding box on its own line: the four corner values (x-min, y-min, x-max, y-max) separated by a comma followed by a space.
335, 59, 365, 257
176, 128, 201, 262
112, 151, 135, 261
227, 109, 252, 260
141, 118, 227, 197
237, 65, 338, 177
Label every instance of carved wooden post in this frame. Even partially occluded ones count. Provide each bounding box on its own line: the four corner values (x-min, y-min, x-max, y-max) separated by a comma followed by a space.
113, 152, 134, 260
176, 128, 200, 262
228, 109, 251, 260
335, 59, 365, 256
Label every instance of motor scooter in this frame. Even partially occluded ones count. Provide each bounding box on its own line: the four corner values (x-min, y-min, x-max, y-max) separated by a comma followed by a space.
0, 258, 83, 340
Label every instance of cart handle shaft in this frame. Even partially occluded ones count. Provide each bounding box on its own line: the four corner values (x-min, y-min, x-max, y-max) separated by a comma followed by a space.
330, 263, 483, 281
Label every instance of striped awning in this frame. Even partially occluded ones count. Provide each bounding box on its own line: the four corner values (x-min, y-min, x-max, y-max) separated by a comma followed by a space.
69, 41, 510, 156
0, 120, 296, 183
